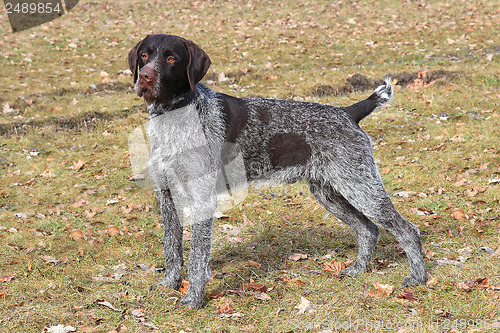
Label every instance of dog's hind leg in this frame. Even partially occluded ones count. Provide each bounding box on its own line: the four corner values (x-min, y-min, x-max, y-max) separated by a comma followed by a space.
333, 174, 428, 286
154, 188, 184, 291
358, 195, 427, 286
308, 179, 379, 276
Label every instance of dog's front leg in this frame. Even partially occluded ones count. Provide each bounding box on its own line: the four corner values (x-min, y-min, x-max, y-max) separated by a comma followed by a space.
180, 175, 218, 308
154, 187, 184, 291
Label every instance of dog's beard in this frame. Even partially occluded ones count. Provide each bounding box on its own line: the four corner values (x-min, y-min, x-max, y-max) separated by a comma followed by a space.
135, 80, 160, 105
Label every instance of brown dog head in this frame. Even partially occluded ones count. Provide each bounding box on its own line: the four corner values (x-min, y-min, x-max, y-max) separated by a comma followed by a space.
128, 34, 211, 105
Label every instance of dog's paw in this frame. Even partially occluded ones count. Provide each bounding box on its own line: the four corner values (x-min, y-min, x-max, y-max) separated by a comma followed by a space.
151, 275, 182, 291
180, 291, 205, 308
402, 275, 427, 287
339, 261, 368, 277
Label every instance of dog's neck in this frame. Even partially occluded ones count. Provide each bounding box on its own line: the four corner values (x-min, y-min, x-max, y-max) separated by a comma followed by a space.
147, 90, 197, 118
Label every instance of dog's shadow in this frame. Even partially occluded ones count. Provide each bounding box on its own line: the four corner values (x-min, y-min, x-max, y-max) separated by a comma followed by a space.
206, 214, 408, 293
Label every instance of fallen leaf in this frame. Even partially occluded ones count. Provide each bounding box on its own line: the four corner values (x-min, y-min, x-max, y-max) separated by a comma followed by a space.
424, 248, 435, 260
69, 229, 85, 241
72, 199, 87, 208
42, 255, 60, 265
44, 324, 76, 333
436, 257, 468, 265
393, 191, 416, 198
399, 289, 417, 301
426, 275, 439, 287
295, 296, 315, 314
216, 297, 233, 315
0, 273, 15, 283
361, 282, 369, 303
121, 205, 133, 214
458, 278, 500, 291
247, 260, 261, 268
454, 178, 469, 187
372, 283, 394, 297
40, 170, 56, 178
324, 259, 345, 276
106, 225, 121, 236
84, 209, 97, 218
0, 291, 12, 299
72, 159, 85, 170
478, 246, 495, 255
95, 299, 122, 312
220, 312, 244, 319
242, 283, 267, 292
451, 208, 467, 221
2, 103, 17, 114
180, 279, 189, 293
254, 292, 272, 301
91, 273, 123, 282
288, 253, 308, 261
381, 167, 392, 175
209, 290, 226, 299
290, 277, 307, 285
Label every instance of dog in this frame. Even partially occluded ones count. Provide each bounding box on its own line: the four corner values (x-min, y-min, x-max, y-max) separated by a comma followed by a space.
128, 34, 427, 308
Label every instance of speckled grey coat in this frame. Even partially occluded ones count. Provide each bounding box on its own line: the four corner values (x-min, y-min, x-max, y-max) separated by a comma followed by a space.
128, 34, 427, 308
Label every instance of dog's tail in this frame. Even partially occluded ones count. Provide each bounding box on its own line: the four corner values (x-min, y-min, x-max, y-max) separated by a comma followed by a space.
345, 77, 393, 124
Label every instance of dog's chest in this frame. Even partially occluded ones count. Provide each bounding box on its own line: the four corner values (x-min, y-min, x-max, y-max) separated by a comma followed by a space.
147, 105, 209, 170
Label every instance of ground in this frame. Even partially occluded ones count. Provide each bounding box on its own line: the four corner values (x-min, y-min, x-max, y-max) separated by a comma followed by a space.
0, 0, 499, 332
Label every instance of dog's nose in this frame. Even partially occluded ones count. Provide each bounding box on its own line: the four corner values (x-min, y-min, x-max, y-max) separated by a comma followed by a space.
139, 66, 156, 82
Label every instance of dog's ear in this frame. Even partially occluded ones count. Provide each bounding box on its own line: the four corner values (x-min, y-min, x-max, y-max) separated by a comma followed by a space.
128, 35, 149, 83
184, 39, 211, 91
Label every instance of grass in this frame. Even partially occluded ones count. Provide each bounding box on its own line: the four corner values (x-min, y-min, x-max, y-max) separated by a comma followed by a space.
0, 0, 499, 332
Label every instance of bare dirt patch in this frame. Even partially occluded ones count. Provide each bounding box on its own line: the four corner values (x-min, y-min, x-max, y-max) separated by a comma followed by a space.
311, 70, 461, 97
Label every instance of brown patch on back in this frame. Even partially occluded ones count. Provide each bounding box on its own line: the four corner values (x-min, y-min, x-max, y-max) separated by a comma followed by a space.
268, 133, 311, 168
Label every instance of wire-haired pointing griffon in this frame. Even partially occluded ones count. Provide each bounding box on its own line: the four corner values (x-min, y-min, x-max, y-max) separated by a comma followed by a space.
128, 34, 427, 308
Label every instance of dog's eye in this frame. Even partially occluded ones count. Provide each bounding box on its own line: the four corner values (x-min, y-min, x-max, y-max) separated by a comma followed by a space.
141, 53, 149, 61
166, 56, 176, 63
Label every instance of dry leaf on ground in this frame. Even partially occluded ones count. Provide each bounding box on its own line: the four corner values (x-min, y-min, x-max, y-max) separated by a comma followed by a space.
72, 159, 85, 170
216, 297, 234, 315
180, 279, 189, 293
372, 283, 395, 297
42, 255, 60, 265
107, 225, 121, 236
288, 253, 308, 261
247, 260, 261, 268
0, 291, 13, 299
241, 283, 267, 292
451, 208, 467, 221
458, 278, 500, 291
399, 289, 417, 301
0, 273, 15, 283
69, 229, 85, 241
324, 259, 345, 276
95, 299, 122, 312
254, 292, 272, 301
44, 324, 76, 333
295, 296, 315, 314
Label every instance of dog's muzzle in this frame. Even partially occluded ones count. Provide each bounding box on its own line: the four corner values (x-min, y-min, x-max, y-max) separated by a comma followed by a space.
137, 65, 157, 103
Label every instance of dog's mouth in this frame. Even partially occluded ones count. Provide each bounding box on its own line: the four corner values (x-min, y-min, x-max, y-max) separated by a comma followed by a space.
136, 84, 157, 104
